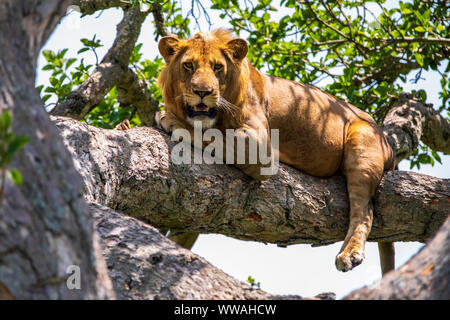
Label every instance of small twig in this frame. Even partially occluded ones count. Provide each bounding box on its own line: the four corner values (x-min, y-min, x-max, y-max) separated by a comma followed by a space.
92, 48, 99, 66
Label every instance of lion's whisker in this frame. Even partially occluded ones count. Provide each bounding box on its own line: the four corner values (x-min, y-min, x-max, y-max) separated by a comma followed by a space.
217, 96, 239, 118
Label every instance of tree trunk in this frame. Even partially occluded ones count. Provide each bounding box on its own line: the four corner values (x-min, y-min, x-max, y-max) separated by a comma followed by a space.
0, 0, 114, 299
53, 116, 449, 247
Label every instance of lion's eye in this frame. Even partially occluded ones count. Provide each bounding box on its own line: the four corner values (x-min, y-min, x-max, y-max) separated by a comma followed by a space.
183, 62, 193, 70
214, 64, 223, 71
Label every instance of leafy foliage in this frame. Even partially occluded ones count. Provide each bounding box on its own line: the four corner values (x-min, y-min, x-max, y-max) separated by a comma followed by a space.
84, 87, 129, 129
39, 38, 163, 129
212, 0, 448, 113
246, 275, 261, 289
162, 0, 191, 38
129, 43, 165, 105
38, 40, 94, 109
0, 110, 30, 197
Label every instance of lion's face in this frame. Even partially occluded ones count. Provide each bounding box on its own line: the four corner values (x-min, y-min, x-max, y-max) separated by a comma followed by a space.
158, 30, 248, 129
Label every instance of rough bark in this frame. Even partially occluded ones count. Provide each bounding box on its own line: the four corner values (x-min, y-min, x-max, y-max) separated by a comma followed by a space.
53, 116, 449, 247
0, 0, 114, 299
117, 68, 160, 126
151, 1, 169, 38
91, 202, 336, 300
345, 216, 450, 299
383, 93, 450, 164
72, 0, 129, 15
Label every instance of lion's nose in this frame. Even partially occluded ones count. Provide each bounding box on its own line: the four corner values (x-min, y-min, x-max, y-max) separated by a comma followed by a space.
193, 90, 212, 98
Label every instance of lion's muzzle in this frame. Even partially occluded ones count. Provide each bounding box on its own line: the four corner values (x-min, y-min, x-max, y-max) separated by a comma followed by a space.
186, 103, 218, 119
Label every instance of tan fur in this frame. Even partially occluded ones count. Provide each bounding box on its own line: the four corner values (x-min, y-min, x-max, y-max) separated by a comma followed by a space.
156, 29, 395, 272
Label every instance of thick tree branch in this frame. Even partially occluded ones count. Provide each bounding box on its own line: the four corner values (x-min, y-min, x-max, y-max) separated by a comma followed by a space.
53, 116, 449, 247
72, 0, 129, 15
116, 68, 160, 126
383, 93, 450, 164
51, 62, 124, 119
91, 203, 336, 299
102, 5, 148, 67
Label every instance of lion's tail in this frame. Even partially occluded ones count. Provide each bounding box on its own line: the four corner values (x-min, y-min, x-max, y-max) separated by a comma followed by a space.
382, 134, 395, 172
378, 134, 396, 276
378, 242, 395, 276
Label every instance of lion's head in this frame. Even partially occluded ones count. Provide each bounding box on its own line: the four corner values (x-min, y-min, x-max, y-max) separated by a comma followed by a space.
157, 29, 249, 129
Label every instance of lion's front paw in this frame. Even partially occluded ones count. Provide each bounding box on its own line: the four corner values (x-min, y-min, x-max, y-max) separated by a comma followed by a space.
155, 110, 180, 134
155, 111, 165, 129
335, 247, 365, 272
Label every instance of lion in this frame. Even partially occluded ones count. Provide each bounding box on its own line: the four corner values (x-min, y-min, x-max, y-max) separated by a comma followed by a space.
154, 29, 395, 274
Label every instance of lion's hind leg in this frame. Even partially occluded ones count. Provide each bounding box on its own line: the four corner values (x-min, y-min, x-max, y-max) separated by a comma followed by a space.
335, 119, 385, 272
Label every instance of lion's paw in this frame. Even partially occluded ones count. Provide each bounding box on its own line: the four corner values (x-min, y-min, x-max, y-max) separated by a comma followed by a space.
155, 111, 165, 128
335, 247, 365, 272
115, 119, 131, 130
155, 110, 182, 134
155, 110, 173, 133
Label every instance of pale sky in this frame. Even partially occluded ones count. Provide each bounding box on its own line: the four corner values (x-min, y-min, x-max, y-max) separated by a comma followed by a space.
36, 1, 449, 299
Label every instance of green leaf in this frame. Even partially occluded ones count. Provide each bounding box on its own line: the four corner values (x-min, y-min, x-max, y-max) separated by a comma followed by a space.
417, 153, 431, 164
36, 85, 44, 94
418, 89, 427, 102
42, 94, 52, 103
77, 47, 89, 54
58, 48, 69, 58
6, 136, 30, 158
44, 87, 57, 93
65, 58, 77, 70
42, 64, 55, 71
80, 38, 91, 46
414, 26, 426, 32
49, 76, 59, 87
0, 110, 12, 132
414, 53, 424, 67
42, 50, 55, 62
431, 151, 442, 164
399, 2, 413, 14
7, 169, 23, 186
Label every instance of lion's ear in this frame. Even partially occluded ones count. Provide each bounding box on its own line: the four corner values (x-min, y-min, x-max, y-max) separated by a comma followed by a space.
226, 38, 248, 61
158, 36, 182, 62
